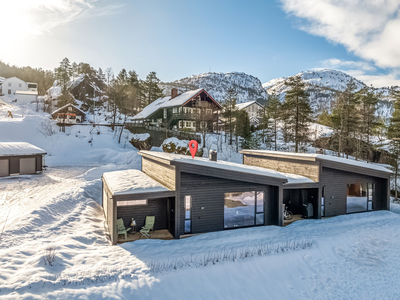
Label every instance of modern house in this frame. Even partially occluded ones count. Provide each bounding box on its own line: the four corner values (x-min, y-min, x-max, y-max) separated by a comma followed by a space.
102, 151, 316, 244
51, 103, 86, 124
131, 88, 222, 131
240, 150, 391, 218
0, 77, 38, 104
0, 142, 46, 177
235, 100, 264, 126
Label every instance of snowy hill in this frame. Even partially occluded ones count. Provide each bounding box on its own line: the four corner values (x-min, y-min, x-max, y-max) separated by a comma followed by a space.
161, 72, 269, 105
263, 69, 398, 119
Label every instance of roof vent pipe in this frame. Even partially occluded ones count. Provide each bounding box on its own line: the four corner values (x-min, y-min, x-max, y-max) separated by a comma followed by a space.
209, 150, 217, 161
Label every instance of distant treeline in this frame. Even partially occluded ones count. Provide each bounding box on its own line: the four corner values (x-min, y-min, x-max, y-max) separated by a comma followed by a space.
0, 61, 54, 95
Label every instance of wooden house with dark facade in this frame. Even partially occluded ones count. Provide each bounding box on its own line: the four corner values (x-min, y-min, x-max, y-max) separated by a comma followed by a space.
0, 142, 46, 177
51, 103, 86, 124
131, 88, 222, 131
102, 151, 317, 245
240, 150, 391, 219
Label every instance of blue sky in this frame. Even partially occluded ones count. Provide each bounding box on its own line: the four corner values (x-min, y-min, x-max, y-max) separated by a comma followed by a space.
2, 0, 400, 86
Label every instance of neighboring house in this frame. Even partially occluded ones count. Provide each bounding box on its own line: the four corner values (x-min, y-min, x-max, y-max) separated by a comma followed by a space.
0, 142, 46, 177
131, 88, 222, 131
102, 149, 391, 245
0, 77, 38, 104
240, 150, 391, 218
235, 100, 264, 126
69, 74, 103, 102
51, 103, 86, 124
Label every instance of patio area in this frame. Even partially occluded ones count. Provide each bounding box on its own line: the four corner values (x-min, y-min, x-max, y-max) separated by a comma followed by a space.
284, 214, 304, 226
117, 229, 174, 244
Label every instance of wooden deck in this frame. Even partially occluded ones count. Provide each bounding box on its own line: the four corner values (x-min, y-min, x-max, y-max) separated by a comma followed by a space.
284, 214, 304, 226
117, 229, 173, 244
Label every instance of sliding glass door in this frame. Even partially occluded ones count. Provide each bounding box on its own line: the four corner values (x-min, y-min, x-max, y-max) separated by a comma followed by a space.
224, 191, 264, 229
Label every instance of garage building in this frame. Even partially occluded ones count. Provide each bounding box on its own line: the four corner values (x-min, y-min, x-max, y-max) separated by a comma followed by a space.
0, 142, 46, 177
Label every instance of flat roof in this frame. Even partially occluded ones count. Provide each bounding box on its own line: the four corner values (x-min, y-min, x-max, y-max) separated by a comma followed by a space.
0, 142, 46, 157
139, 151, 316, 184
240, 149, 392, 174
102, 169, 174, 196
15, 90, 38, 95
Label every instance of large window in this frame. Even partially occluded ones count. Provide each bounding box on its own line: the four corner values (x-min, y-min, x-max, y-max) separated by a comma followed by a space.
184, 195, 191, 233
224, 191, 264, 229
321, 186, 325, 217
347, 183, 374, 213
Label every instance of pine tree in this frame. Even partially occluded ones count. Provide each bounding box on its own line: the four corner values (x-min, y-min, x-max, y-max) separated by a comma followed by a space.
142, 72, 163, 107
265, 93, 281, 150
55, 57, 72, 93
236, 110, 251, 151
388, 89, 400, 201
330, 80, 359, 157
283, 75, 313, 152
222, 88, 237, 145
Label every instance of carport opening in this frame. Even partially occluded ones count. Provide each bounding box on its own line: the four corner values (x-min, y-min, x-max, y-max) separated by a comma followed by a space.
283, 188, 318, 225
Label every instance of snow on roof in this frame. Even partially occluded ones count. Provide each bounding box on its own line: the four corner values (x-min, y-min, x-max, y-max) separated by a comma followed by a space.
51, 103, 86, 115
159, 89, 202, 108
15, 90, 38, 95
236, 101, 263, 110
131, 96, 171, 120
240, 150, 392, 174
139, 151, 315, 183
132, 89, 204, 120
0, 142, 46, 157
102, 169, 173, 196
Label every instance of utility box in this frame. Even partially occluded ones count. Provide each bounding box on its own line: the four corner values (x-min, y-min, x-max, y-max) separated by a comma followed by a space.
209, 150, 217, 161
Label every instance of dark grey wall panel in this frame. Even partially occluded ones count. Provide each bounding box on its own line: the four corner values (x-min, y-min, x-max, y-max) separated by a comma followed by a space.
179, 172, 277, 235
1, 155, 43, 174
321, 167, 387, 217
117, 198, 168, 231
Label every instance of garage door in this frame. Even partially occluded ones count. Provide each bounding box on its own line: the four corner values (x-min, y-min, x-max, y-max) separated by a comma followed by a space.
0, 159, 9, 177
20, 157, 36, 174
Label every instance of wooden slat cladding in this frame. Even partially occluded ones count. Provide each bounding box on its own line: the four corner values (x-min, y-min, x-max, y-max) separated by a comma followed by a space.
179, 172, 278, 235
142, 157, 176, 190
117, 198, 168, 231
321, 167, 387, 217
243, 154, 320, 182
102, 178, 116, 244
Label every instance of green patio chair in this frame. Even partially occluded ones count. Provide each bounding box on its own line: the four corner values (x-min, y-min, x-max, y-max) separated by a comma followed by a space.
140, 216, 155, 239
116, 218, 131, 241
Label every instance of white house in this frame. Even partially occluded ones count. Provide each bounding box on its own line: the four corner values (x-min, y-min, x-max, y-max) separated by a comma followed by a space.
0, 77, 38, 105
236, 100, 264, 126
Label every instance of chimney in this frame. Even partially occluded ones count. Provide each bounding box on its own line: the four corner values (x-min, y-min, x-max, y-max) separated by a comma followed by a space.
171, 88, 178, 99
209, 150, 217, 161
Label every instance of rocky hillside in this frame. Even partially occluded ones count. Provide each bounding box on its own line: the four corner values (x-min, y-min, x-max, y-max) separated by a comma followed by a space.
263, 69, 397, 119
160, 72, 269, 105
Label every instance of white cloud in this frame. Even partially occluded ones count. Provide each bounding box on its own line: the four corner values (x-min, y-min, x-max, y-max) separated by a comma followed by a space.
317, 58, 400, 87
280, 0, 400, 68
320, 59, 377, 72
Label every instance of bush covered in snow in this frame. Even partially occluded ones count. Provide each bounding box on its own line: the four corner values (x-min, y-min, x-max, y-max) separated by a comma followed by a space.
162, 138, 203, 157
129, 133, 152, 150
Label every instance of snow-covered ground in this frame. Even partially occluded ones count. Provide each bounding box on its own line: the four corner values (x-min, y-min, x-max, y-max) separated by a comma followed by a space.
2, 101, 400, 299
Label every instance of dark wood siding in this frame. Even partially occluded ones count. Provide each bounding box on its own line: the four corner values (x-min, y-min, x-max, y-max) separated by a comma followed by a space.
117, 198, 168, 231
179, 172, 278, 235
321, 167, 388, 217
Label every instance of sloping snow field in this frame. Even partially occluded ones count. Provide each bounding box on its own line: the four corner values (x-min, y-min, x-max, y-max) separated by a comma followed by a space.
1, 102, 400, 299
